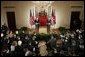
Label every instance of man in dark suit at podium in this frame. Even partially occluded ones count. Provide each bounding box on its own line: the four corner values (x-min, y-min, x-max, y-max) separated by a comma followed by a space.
47, 18, 51, 33
35, 18, 40, 33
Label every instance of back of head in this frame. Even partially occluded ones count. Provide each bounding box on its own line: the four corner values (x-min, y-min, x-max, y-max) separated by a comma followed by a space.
12, 41, 17, 46
18, 40, 22, 46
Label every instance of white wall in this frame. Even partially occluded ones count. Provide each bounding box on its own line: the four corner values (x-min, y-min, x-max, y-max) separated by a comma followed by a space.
1, 1, 33, 29
1, 1, 84, 29
1, 1, 17, 27
52, 1, 84, 28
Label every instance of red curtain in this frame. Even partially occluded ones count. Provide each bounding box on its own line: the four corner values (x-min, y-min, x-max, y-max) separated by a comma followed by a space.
39, 16, 47, 26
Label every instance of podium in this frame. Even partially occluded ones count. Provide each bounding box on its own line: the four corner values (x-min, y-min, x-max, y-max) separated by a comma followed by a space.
47, 23, 51, 33
35, 23, 40, 33
39, 23, 51, 34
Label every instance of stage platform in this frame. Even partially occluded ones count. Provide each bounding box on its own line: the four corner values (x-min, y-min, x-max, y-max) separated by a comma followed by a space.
39, 26, 47, 34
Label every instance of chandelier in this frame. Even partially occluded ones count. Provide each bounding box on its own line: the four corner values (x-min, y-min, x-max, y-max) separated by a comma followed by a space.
32, 1, 53, 8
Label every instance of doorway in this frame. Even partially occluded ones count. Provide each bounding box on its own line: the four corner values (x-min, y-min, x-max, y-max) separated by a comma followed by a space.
6, 12, 16, 31
70, 11, 81, 30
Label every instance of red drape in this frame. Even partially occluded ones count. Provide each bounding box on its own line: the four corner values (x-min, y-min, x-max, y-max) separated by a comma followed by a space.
39, 16, 47, 26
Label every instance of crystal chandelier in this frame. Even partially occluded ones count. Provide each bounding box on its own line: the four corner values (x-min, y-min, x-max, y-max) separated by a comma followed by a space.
32, 1, 53, 8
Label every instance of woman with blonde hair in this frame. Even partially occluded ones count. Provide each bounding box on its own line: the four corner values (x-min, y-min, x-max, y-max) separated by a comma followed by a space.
38, 40, 48, 56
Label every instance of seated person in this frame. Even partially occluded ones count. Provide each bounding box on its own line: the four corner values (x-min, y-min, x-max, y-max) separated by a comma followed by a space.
15, 40, 24, 56
38, 40, 48, 56
1, 24, 8, 36
25, 48, 33, 56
